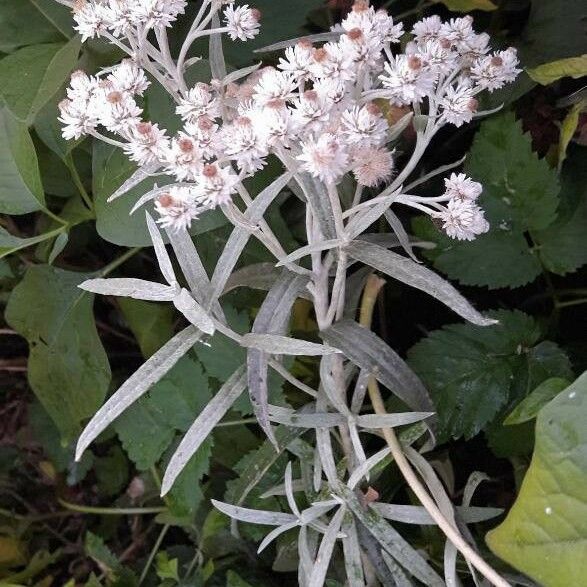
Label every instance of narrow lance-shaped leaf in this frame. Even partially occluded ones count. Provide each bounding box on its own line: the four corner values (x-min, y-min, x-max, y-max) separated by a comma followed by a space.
247, 270, 308, 446
347, 240, 496, 326
161, 365, 247, 495
76, 326, 202, 460
321, 319, 437, 438
211, 499, 297, 526
208, 171, 293, 305
371, 503, 502, 525
308, 506, 347, 587
172, 288, 215, 335
80, 278, 176, 302
243, 333, 340, 356
107, 162, 161, 202
341, 516, 366, 587
146, 211, 176, 286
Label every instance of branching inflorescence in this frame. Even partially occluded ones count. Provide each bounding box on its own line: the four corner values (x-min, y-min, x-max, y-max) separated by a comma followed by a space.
58, 0, 520, 585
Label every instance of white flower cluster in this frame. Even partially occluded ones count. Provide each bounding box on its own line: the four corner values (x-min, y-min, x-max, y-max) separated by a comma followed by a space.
59, 0, 519, 241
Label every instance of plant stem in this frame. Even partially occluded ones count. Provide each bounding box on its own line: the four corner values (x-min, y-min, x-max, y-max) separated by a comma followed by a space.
99, 246, 142, 277
359, 274, 510, 587
58, 498, 165, 516
139, 523, 170, 585
65, 153, 94, 212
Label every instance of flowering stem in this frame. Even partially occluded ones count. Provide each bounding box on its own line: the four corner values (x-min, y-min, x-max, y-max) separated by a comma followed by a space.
359, 274, 510, 587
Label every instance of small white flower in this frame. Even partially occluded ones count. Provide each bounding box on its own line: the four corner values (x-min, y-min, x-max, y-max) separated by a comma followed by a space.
313, 78, 348, 108
458, 32, 490, 64
131, 0, 187, 28
73, 0, 111, 42
108, 59, 150, 96
436, 199, 489, 241
341, 103, 388, 147
193, 164, 238, 207
352, 147, 394, 187
339, 28, 384, 71
222, 116, 268, 173
439, 82, 477, 127
278, 41, 314, 80
184, 116, 221, 160
164, 133, 203, 180
372, 9, 404, 44
470, 48, 521, 91
308, 43, 356, 83
66, 70, 99, 102
439, 16, 475, 51
223, 4, 261, 41
412, 15, 442, 45
380, 54, 437, 105
255, 100, 299, 148
290, 90, 331, 133
176, 83, 221, 122
252, 68, 297, 106
155, 187, 207, 232
106, 0, 138, 37
413, 39, 457, 76
298, 133, 349, 183
443, 173, 482, 201
58, 98, 98, 140
123, 122, 170, 166
93, 87, 143, 134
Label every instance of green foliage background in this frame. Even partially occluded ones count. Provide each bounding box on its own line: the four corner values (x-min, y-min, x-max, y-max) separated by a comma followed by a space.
0, 1, 585, 586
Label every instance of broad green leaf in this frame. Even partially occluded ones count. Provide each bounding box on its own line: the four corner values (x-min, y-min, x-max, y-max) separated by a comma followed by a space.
155, 552, 179, 582
226, 570, 255, 587
534, 145, 587, 275
92, 141, 226, 246
94, 445, 129, 497
118, 298, 175, 358
527, 55, 587, 85
0, 0, 72, 53
407, 310, 571, 440
434, 0, 497, 12
413, 112, 560, 288
0, 107, 45, 214
486, 372, 587, 587
0, 38, 81, 123
504, 377, 571, 425
5, 265, 111, 441
114, 356, 212, 470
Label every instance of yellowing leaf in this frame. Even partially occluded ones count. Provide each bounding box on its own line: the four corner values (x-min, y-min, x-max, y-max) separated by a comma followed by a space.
527, 55, 587, 85
486, 372, 587, 586
558, 100, 585, 169
434, 0, 497, 12
0, 536, 26, 567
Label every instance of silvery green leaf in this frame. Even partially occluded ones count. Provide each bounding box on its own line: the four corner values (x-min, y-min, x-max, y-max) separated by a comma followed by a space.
298, 525, 314, 586
444, 541, 458, 587
258, 521, 299, 553
79, 278, 175, 301
212, 499, 297, 526
321, 319, 437, 438
315, 393, 338, 484
223, 62, 262, 85
347, 240, 496, 326
348, 446, 392, 490
404, 156, 466, 192
209, 12, 227, 79
247, 271, 309, 445
276, 239, 341, 267
130, 183, 190, 214
172, 288, 215, 334
254, 32, 342, 53
260, 478, 306, 499
341, 516, 366, 587
345, 198, 395, 240
244, 333, 340, 356
384, 209, 420, 262
351, 369, 370, 414
268, 359, 317, 397
106, 162, 160, 202
146, 211, 176, 286
338, 485, 444, 586
294, 172, 337, 240
388, 112, 414, 142
75, 326, 202, 460
319, 355, 352, 416
371, 503, 503, 525
166, 228, 212, 305
348, 419, 368, 472
413, 114, 430, 133
161, 365, 246, 495
224, 263, 283, 295
380, 551, 415, 587
268, 405, 345, 428
209, 171, 293, 304
308, 506, 347, 587
284, 462, 301, 517
462, 471, 490, 508
356, 412, 434, 429
299, 500, 340, 525
343, 266, 373, 319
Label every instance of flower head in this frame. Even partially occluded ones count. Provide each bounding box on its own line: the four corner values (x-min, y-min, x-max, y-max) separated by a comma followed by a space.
223, 4, 261, 41
435, 198, 489, 240
298, 133, 349, 183
155, 187, 206, 231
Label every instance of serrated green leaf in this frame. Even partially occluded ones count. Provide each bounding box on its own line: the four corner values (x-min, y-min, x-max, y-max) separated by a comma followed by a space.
226, 570, 255, 587
5, 265, 111, 441
0, 38, 81, 123
486, 372, 587, 586
527, 55, 587, 85
94, 445, 129, 497
0, 107, 45, 215
407, 310, 571, 440
118, 298, 175, 358
155, 552, 179, 582
413, 112, 561, 288
504, 378, 571, 425
114, 356, 211, 470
